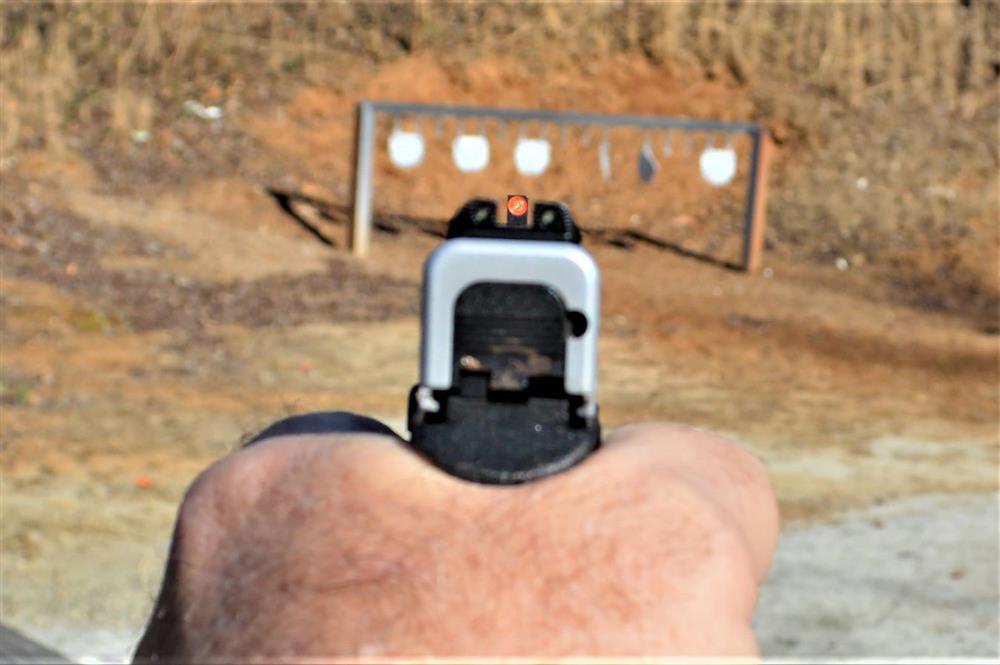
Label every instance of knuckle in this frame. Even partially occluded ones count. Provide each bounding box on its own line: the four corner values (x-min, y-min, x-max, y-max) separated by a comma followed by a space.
713, 435, 771, 492
177, 461, 228, 527
178, 442, 289, 527
654, 423, 775, 504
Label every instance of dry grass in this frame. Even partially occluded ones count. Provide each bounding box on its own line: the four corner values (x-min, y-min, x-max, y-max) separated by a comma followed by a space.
1, 2, 996, 151
0, 2, 997, 321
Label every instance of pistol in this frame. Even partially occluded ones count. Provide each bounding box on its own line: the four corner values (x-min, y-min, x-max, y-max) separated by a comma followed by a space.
408, 195, 601, 484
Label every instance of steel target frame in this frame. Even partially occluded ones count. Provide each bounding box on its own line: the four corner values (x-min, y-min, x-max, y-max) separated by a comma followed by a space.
350, 100, 771, 271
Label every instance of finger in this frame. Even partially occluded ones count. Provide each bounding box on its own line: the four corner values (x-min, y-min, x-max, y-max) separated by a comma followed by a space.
599, 422, 780, 582
218, 427, 463, 520
239, 412, 459, 497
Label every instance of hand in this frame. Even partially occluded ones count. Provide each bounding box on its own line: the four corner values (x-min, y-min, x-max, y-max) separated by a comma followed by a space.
134, 417, 778, 661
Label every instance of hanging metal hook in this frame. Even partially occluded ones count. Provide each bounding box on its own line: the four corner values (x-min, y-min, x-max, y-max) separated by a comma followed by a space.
662, 128, 674, 157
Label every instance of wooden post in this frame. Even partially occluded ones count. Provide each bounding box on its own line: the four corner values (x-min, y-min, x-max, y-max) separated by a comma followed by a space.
742, 130, 772, 273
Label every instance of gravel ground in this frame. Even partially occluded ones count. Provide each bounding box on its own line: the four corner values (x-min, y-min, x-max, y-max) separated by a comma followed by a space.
7, 491, 997, 663
755, 491, 999, 659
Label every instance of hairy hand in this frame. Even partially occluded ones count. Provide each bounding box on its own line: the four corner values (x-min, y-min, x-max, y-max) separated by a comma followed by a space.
135, 423, 778, 661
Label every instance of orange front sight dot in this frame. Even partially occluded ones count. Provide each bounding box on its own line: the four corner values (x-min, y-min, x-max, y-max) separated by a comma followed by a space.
507, 195, 528, 217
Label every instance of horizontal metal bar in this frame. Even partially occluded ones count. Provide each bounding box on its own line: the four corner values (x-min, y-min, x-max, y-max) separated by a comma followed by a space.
365, 100, 760, 135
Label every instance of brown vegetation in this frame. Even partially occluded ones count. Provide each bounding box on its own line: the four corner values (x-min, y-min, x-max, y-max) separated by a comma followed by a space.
1, 2, 997, 325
